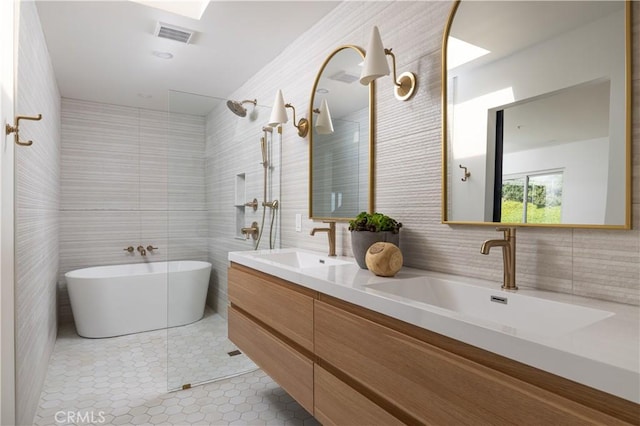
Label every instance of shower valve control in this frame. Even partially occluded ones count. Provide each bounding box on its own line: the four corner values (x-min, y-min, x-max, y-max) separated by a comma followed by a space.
123, 246, 134, 253
147, 245, 158, 252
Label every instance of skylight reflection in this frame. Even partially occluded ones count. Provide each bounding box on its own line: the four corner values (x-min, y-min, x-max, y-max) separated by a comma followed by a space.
448, 37, 490, 69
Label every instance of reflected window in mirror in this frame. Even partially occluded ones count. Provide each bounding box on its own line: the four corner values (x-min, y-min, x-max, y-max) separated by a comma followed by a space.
310, 45, 374, 221
442, 0, 631, 228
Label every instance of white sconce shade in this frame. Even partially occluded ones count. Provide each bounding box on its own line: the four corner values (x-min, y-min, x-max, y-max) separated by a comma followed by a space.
360, 26, 390, 85
315, 99, 334, 135
359, 25, 417, 101
268, 89, 288, 126
268, 89, 309, 138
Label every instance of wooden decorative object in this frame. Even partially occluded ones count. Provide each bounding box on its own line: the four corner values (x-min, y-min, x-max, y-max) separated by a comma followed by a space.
365, 242, 403, 277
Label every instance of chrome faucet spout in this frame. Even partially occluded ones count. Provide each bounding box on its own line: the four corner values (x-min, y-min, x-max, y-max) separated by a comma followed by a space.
480, 227, 517, 290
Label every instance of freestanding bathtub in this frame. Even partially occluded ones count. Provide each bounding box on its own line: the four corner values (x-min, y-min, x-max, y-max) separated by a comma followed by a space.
65, 261, 212, 338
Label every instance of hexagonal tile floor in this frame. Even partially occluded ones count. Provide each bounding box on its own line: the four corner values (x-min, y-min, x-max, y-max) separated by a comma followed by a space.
33, 310, 319, 426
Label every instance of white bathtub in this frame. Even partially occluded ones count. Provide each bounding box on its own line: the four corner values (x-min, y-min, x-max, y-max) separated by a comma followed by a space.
65, 261, 212, 338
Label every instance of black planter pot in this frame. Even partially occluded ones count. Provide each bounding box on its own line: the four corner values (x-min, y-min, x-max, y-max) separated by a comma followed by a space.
350, 231, 400, 269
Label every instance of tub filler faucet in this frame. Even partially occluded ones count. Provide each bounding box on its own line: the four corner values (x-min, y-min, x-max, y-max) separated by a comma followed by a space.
311, 221, 336, 257
137, 245, 146, 256
480, 227, 517, 290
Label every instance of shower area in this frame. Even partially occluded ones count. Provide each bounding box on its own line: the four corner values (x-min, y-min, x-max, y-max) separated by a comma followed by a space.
165, 90, 282, 390
53, 89, 281, 396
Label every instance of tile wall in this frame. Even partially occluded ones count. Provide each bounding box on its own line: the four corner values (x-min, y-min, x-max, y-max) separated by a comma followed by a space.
58, 99, 208, 324
209, 1, 639, 309
205, 103, 282, 318
15, 2, 61, 424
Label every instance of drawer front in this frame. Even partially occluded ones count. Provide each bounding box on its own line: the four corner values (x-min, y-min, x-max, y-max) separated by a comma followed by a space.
314, 365, 403, 426
315, 300, 622, 425
228, 264, 314, 352
228, 306, 314, 414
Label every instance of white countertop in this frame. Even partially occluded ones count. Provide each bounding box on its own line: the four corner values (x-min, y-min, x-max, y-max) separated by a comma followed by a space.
228, 248, 640, 404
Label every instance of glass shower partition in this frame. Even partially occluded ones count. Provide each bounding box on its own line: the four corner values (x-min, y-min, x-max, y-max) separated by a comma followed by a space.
166, 90, 280, 391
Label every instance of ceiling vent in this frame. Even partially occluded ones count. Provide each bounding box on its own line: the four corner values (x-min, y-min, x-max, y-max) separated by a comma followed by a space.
154, 22, 195, 44
329, 71, 359, 84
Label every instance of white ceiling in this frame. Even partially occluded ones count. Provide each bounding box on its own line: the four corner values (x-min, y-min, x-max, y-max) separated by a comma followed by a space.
35, 1, 340, 114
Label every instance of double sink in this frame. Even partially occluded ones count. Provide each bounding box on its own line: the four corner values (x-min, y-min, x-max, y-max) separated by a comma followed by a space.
229, 248, 639, 403
244, 249, 613, 338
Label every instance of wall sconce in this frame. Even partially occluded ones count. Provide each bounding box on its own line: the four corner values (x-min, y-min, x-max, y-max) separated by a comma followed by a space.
268, 89, 309, 138
360, 26, 417, 101
313, 99, 334, 135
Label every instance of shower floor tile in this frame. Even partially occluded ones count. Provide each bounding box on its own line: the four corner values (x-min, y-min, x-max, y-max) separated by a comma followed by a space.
33, 310, 319, 426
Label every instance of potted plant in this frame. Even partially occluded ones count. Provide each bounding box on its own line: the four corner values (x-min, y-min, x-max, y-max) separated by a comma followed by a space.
348, 212, 402, 269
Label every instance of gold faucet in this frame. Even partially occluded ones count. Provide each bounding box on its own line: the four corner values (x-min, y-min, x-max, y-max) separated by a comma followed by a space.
137, 245, 147, 256
480, 227, 517, 290
310, 221, 336, 257
241, 222, 259, 240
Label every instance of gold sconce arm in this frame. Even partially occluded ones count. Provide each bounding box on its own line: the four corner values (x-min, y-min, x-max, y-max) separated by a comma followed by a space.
5, 114, 42, 146
284, 103, 309, 138
384, 49, 416, 101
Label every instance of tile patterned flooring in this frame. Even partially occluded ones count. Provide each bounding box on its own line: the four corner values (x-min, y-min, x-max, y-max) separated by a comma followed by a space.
34, 310, 319, 426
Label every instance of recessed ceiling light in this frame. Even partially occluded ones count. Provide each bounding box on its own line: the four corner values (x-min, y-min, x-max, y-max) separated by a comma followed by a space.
137, 93, 152, 99
152, 51, 173, 59
316, 88, 329, 94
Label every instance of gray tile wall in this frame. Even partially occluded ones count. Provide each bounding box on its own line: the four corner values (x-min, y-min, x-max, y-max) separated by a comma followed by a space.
15, 3, 61, 425
210, 1, 639, 307
59, 99, 208, 324
205, 103, 282, 318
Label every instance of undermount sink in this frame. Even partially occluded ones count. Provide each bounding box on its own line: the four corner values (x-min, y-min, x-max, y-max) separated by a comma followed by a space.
249, 251, 353, 269
366, 277, 614, 337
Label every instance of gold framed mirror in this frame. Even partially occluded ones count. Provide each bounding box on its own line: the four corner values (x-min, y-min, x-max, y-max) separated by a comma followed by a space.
442, 1, 631, 228
309, 45, 374, 221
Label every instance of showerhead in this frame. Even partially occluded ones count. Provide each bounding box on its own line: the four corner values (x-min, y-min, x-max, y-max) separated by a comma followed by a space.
226, 99, 257, 117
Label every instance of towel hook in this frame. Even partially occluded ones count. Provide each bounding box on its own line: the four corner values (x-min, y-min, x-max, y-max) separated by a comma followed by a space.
5, 114, 42, 146
459, 164, 471, 182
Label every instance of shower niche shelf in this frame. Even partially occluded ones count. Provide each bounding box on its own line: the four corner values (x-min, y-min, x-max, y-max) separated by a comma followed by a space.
234, 173, 246, 207
234, 173, 251, 240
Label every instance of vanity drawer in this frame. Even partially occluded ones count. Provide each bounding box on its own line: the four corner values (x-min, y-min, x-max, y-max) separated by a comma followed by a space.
228, 263, 315, 352
228, 306, 314, 413
314, 365, 403, 426
314, 300, 625, 425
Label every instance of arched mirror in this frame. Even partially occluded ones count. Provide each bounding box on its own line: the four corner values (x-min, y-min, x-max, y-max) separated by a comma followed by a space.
309, 45, 374, 221
442, 1, 631, 228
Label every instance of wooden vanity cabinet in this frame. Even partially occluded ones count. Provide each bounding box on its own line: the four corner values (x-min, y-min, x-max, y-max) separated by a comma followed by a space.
228, 263, 315, 352
228, 263, 638, 425
314, 298, 629, 425
314, 365, 404, 426
227, 263, 315, 413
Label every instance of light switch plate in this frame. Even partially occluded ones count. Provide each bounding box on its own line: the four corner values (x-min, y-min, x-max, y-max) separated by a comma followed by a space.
295, 214, 302, 232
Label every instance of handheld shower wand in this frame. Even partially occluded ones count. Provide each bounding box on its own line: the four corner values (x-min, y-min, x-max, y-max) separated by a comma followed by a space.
260, 137, 267, 167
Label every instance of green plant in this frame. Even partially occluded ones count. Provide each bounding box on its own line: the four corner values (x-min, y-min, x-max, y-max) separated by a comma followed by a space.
348, 212, 402, 233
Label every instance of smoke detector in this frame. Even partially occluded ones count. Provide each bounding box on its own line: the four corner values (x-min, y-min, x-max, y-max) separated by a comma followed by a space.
154, 22, 195, 44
